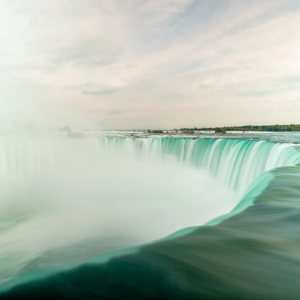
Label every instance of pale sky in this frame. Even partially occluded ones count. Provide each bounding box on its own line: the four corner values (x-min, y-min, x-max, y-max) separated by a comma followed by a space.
0, 0, 300, 129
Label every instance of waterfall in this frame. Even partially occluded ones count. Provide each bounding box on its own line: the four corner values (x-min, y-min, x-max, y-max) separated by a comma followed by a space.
1, 135, 300, 296
99, 137, 300, 193
1, 136, 300, 195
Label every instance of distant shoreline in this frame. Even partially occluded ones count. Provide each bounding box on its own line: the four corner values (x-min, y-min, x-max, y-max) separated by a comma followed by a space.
181, 124, 300, 132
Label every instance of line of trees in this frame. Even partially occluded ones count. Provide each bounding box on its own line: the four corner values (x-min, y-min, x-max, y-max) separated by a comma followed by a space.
148, 130, 163, 133
181, 124, 300, 132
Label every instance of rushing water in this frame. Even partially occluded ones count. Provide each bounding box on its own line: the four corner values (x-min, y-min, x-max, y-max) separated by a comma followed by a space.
1, 132, 300, 299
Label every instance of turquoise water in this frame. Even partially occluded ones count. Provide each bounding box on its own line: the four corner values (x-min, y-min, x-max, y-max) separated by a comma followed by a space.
1, 133, 300, 298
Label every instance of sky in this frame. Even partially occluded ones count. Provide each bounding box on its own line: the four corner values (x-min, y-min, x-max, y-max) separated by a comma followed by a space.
0, 0, 300, 129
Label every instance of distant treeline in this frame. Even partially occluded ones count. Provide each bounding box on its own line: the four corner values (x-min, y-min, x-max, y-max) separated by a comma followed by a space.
181, 124, 300, 132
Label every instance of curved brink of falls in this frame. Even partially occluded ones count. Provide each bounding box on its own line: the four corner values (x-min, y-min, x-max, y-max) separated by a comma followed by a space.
1, 137, 300, 298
